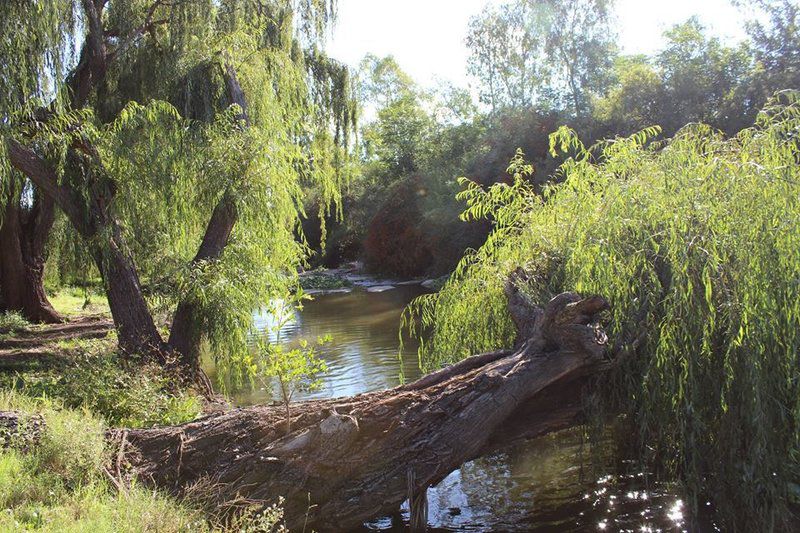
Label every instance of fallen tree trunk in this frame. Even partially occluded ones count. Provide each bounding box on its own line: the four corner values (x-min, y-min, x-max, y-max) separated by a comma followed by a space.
111, 281, 611, 531
2, 277, 613, 531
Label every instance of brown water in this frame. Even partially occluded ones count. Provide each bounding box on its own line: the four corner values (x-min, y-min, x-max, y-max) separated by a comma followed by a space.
219, 284, 716, 532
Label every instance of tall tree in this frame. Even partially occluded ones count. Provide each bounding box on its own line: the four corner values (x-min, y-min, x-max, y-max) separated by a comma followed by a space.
1, 0, 356, 384
356, 54, 416, 109
539, 0, 616, 117
465, 0, 616, 116
736, 0, 800, 101
465, 2, 549, 111
358, 56, 433, 181
592, 55, 665, 136
0, 1, 81, 323
656, 17, 752, 134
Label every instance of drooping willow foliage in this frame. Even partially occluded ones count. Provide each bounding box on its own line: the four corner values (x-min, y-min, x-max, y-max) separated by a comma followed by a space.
0, 0, 80, 116
1, 1, 356, 378
404, 93, 800, 528
103, 1, 355, 378
0, 0, 81, 204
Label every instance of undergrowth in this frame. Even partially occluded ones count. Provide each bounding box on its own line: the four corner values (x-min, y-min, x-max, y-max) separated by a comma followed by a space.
0, 392, 289, 532
298, 268, 353, 291
1, 338, 202, 428
0, 311, 31, 336
0, 392, 207, 532
404, 93, 800, 529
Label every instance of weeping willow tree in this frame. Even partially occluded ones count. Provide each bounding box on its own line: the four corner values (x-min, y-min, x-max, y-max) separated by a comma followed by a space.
0, 1, 82, 322
1, 0, 356, 384
404, 93, 800, 529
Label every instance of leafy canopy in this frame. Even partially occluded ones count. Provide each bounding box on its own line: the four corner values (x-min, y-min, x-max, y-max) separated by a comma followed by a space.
0, 1, 357, 377
466, 0, 616, 115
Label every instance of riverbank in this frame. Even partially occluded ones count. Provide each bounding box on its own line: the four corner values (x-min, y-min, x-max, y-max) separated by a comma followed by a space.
299, 262, 447, 296
0, 314, 222, 530
0, 285, 734, 531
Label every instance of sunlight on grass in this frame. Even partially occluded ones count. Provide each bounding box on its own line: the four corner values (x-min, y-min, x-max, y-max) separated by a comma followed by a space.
0, 392, 207, 532
49, 288, 110, 317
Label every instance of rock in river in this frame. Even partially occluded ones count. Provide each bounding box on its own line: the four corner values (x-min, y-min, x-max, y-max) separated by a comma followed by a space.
366, 285, 396, 293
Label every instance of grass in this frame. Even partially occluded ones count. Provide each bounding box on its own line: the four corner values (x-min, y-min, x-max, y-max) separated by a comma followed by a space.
1, 299, 290, 530
49, 287, 110, 317
0, 390, 290, 531
1, 337, 203, 428
0, 376, 287, 533
0, 392, 208, 532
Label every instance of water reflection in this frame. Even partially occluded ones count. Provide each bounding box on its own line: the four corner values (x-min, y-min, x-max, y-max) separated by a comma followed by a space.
214, 285, 713, 532
366, 430, 705, 532
224, 285, 425, 405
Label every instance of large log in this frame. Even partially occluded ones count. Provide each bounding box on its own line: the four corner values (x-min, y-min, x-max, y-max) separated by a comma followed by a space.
111, 280, 611, 531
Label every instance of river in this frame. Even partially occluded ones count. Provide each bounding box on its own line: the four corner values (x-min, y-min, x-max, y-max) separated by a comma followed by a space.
218, 283, 714, 532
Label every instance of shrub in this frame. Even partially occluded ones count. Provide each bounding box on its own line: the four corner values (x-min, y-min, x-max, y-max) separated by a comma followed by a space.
0, 311, 30, 335
363, 176, 435, 277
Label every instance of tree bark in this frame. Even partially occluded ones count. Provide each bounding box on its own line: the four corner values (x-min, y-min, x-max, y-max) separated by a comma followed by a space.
0, 182, 61, 323
6, 139, 167, 360
167, 196, 237, 374
90, 233, 167, 358
110, 288, 610, 531
76, 144, 167, 359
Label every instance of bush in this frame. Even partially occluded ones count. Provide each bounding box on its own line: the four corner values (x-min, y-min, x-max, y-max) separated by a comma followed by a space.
363, 176, 436, 277
4, 339, 202, 428
0, 311, 30, 335
298, 269, 352, 291
408, 95, 800, 528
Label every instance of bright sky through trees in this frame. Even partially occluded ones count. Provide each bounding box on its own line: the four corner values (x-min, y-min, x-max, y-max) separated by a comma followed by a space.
328, 0, 748, 87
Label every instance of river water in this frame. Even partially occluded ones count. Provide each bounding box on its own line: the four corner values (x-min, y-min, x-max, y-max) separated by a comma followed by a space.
221, 284, 713, 532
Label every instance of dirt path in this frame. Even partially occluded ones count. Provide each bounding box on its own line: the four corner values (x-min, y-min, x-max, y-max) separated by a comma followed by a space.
0, 315, 114, 370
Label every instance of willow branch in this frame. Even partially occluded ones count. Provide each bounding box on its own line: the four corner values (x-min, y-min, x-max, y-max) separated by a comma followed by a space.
5, 139, 83, 227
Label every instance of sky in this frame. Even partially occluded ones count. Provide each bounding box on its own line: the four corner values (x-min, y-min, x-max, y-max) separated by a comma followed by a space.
326, 0, 750, 89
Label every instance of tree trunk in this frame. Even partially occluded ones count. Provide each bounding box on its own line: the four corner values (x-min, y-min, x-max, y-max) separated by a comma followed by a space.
6, 139, 167, 360
167, 196, 237, 374
90, 233, 166, 359
0, 183, 62, 324
110, 287, 611, 531
0, 1, 107, 325
167, 60, 246, 375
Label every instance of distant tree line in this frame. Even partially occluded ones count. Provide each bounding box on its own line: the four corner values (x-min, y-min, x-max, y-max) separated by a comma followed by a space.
316, 0, 800, 277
